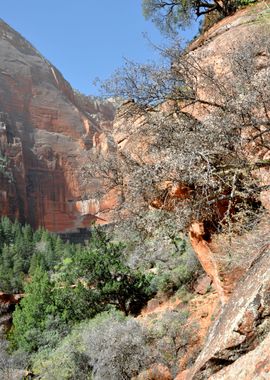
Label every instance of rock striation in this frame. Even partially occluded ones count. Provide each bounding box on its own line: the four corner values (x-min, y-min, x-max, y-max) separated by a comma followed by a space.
176, 3, 270, 379
0, 19, 116, 232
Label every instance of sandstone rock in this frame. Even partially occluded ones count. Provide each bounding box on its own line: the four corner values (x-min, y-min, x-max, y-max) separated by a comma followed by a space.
0, 292, 23, 305
136, 364, 172, 380
0, 292, 23, 333
194, 276, 212, 295
189, 222, 232, 304
209, 332, 270, 380
0, 20, 116, 232
186, 244, 270, 379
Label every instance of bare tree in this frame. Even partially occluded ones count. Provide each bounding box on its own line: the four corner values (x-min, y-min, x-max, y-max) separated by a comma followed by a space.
0, 339, 28, 380
96, 26, 269, 231
84, 317, 151, 380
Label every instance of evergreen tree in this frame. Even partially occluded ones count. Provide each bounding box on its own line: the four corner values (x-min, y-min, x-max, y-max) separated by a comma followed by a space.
56, 227, 153, 317
11, 267, 53, 352
142, 0, 256, 33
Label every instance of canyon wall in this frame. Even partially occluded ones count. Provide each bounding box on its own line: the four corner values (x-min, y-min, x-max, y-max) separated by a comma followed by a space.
1, 4, 270, 378
106, 4, 270, 378
178, 4, 270, 379
0, 19, 116, 232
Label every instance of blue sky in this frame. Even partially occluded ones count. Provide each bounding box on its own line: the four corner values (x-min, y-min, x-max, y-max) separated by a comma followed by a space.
1, 1, 198, 95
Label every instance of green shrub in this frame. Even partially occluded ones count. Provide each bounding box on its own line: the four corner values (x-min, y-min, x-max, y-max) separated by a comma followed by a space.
150, 239, 201, 296
146, 309, 194, 376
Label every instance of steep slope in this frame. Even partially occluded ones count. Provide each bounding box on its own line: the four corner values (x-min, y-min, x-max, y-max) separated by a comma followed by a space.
176, 4, 270, 379
0, 19, 116, 232
99, 3, 270, 378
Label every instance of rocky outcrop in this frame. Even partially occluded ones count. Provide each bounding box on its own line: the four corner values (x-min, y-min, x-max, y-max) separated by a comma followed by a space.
0, 19, 116, 232
0, 292, 23, 334
181, 244, 270, 379
175, 4, 270, 378
209, 332, 270, 379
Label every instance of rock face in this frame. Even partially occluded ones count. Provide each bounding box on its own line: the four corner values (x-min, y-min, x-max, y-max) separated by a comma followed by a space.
186, 244, 270, 379
0, 19, 116, 232
108, 4, 270, 379
176, 4, 270, 379
0, 292, 23, 334
209, 332, 270, 380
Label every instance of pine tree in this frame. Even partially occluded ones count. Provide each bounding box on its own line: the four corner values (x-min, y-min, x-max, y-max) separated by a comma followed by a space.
11, 267, 53, 352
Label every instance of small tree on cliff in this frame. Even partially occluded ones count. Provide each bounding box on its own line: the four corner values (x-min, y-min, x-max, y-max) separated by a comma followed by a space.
142, 0, 256, 33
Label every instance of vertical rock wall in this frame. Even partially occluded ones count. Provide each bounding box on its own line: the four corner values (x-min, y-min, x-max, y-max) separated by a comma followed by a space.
0, 19, 116, 232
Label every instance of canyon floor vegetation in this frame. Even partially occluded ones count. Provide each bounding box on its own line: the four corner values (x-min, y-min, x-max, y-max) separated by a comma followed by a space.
0, 217, 199, 379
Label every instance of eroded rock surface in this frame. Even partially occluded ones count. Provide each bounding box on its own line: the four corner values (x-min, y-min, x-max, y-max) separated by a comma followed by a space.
186, 245, 270, 379
0, 19, 116, 232
176, 4, 270, 378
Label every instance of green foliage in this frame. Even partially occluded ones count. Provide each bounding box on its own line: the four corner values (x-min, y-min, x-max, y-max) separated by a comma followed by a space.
4, 218, 196, 378
8, 224, 154, 355
53, 227, 154, 321
142, 0, 258, 34
32, 313, 102, 380
0, 339, 29, 380
32, 311, 148, 380
146, 309, 195, 376
237, 0, 257, 5
31, 306, 199, 379
10, 267, 54, 352
31, 307, 198, 379
143, 0, 195, 33
0, 217, 72, 292
150, 237, 201, 295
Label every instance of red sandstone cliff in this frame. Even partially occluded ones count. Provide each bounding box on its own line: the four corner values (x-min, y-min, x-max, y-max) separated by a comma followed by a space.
0, 19, 116, 232
178, 4, 270, 379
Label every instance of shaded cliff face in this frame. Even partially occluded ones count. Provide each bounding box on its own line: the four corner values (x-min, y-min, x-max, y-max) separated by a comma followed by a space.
0, 19, 116, 232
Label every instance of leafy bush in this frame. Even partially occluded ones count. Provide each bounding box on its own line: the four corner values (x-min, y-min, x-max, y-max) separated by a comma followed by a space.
146, 309, 196, 376
0, 339, 29, 380
53, 227, 154, 320
32, 316, 95, 380
150, 238, 201, 295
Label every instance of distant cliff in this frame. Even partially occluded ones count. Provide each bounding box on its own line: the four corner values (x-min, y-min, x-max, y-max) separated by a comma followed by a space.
0, 19, 116, 232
